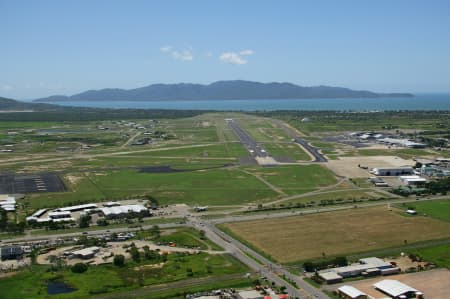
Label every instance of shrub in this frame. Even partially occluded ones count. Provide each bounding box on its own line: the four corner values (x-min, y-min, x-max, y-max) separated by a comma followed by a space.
71, 263, 88, 273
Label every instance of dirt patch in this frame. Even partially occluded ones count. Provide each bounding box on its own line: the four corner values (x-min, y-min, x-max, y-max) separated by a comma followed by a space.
325, 156, 414, 178
66, 175, 82, 185
134, 262, 165, 271
329, 269, 450, 299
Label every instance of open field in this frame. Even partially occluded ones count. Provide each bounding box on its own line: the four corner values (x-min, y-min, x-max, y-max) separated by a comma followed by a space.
26, 168, 278, 209
262, 142, 311, 161
325, 155, 414, 177
0, 252, 247, 299
328, 269, 450, 299
221, 206, 450, 263
247, 165, 338, 195
406, 199, 450, 222
412, 243, 450, 268
256, 111, 450, 134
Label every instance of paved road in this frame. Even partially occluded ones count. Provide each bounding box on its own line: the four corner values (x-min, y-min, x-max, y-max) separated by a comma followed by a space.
275, 121, 327, 162
186, 217, 322, 299
227, 119, 269, 158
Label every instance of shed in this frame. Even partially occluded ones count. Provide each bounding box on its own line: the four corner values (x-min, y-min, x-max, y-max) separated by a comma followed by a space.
318, 271, 343, 284
71, 246, 100, 259
337, 285, 368, 299
373, 279, 421, 298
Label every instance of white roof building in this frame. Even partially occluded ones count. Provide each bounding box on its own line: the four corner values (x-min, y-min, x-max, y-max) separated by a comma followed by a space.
373, 279, 420, 298
338, 285, 368, 299
57, 203, 97, 212
72, 246, 100, 258
0, 195, 16, 211
101, 204, 148, 216
48, 211, 72, 219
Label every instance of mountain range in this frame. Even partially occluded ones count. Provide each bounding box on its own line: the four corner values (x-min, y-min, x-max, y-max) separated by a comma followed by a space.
33, 81, 413, 102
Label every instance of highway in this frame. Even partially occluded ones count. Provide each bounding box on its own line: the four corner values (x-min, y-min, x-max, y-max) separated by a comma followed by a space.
227, 119, 269, 158
187, 216, 327, 299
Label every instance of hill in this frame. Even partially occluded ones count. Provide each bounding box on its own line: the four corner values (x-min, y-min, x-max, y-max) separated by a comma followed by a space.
0, 97, 58, 111
33, 80, 413, 102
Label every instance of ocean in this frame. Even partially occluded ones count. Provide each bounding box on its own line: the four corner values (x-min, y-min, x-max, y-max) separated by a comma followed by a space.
34, 93, 450, 111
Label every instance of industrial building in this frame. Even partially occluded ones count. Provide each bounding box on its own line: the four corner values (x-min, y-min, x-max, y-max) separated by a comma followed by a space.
100, 204, 149, 219
378, 138, 426, 148
399, 175, 427, 186
369, 177, 389, 187
1, 245, 23, 260
71, 246, 100, 259
373, 279, 423, 299
318, 257, 399, 284
319, 271, 343, 284
337, 285, 368, 299
56, 203, 98, 212
370, 167, 414, 176
25, 208, 48, 223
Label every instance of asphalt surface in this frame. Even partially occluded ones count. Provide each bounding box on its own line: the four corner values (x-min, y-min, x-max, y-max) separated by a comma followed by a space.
274, 121, 327, 163
227, 119, 269, 158
0, 172, 66, 194
292, 137, 327, 162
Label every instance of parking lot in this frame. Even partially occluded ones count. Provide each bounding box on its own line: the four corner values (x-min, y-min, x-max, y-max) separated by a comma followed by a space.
0, 172, 66, 193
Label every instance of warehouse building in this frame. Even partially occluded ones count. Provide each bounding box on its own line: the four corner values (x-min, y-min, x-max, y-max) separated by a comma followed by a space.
318, 257, 398, 284
370, 167, 414, 176
56, 203, 98, 212
319, 271, 343, 284
71, 246, 100, 259
378, 138, 426, 148
337, 286, 368, 299
100, 204, 149, 219
26, 208, 48, 223
373, 279, 423, 299
399, 175, 427, 186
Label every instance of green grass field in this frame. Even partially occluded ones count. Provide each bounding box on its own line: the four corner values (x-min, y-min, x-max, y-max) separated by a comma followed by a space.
263, 142, 311, 161
27, 168, 278, 209
248, 165, 338, 195
412, 243, 450, 268
408, 199, 450, 222
136, 227, 223, 251
0, 253, 247, 299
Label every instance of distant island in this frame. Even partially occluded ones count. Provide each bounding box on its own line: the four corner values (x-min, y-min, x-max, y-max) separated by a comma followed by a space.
33, 80, 413, 102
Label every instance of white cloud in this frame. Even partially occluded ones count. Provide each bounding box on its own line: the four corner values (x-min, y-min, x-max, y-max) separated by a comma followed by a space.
206, 51, 213, 57
160, 46, 193, 61
219, 49, 254, 65
239, 49, 254, 56
160, 46, 172, 52
172, 50, 193, 61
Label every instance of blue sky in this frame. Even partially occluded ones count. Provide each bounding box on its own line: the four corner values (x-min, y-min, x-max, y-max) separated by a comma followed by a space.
1, 0, 450, 99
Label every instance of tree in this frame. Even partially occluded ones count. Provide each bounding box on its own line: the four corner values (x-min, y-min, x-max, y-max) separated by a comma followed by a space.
129, 245, 141, 262
71, 263, 88, 273
79, 214, 91, 228
113, 254, 125, 267
97, 218, 109, 226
